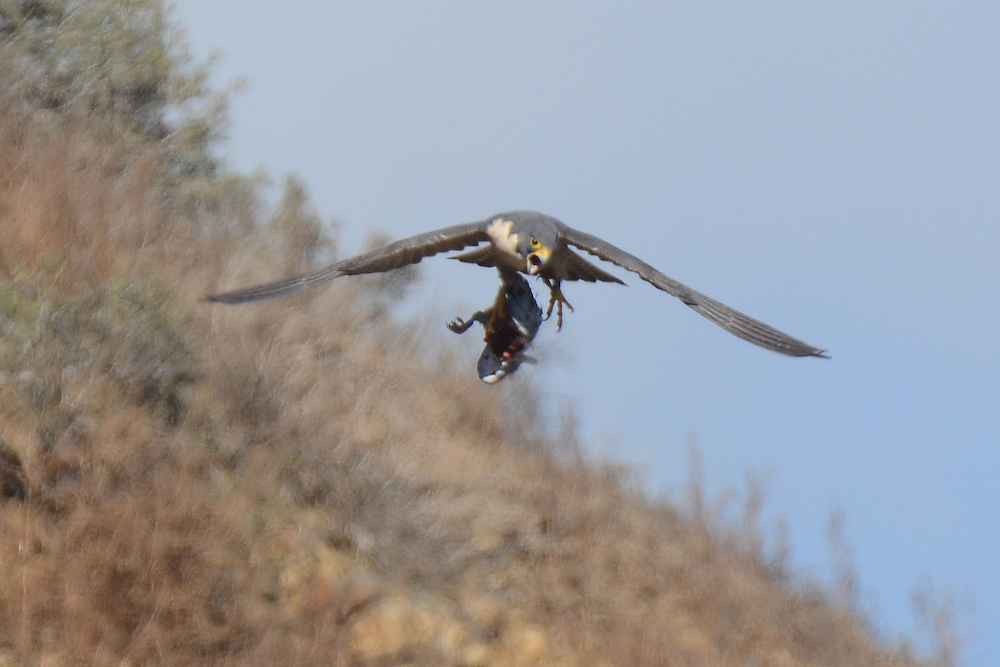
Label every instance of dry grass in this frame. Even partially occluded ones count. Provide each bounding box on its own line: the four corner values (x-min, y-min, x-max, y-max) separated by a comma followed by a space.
0, 93, 929, 666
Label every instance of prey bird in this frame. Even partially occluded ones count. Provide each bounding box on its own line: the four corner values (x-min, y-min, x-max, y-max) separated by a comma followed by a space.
447, 268, 544, 383
206, 210, 827, 358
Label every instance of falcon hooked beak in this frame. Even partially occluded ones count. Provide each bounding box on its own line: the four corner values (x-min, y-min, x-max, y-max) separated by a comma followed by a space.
526, 247, 551, 275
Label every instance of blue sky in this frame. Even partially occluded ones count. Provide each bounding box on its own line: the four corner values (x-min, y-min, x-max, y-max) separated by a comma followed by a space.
171, 2, 999, 662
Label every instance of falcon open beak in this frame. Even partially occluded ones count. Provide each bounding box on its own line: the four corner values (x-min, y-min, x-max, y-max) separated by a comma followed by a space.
526, 248, 552, 275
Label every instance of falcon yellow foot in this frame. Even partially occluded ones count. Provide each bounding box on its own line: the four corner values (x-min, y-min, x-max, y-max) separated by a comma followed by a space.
543, 278, 574, 331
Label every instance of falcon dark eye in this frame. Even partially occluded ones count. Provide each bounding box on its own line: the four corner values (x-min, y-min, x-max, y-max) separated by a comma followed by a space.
529, 237, 541, 249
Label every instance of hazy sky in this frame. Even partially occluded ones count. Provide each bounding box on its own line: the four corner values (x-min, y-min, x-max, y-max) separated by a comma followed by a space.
171, 2, 999, 662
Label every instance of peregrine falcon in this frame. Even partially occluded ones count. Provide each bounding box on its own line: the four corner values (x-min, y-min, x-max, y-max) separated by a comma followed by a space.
206, 210, 827, 358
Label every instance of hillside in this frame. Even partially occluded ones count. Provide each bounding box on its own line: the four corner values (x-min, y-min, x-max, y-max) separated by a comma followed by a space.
0, 2, 929, 665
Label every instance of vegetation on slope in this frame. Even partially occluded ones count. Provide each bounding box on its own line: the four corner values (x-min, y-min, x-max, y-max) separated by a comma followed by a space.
0, 2, 938, 665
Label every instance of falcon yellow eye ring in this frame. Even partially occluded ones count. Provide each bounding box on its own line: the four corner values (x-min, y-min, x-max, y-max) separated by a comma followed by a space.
529, 237, 541, 249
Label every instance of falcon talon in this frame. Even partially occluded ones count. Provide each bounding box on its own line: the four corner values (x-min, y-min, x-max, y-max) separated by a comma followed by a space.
207, 210, 827, 360
541, 278, 573, 331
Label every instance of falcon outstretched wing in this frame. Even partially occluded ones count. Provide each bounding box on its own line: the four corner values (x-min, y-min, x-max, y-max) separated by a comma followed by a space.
562, 248, 626, 284
560, 227, 827, 358
206, 221, 489, 304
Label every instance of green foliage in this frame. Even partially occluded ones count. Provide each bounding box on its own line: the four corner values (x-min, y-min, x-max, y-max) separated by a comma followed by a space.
0, 0, 254, 227
98, 281, 198, 424
2, 0, 177, 138
0, 275, 197, 429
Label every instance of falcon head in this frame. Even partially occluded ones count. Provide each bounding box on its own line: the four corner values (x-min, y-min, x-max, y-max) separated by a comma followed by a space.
510, 215, 560, 276
523, 234, 553, 276
486, 214, 559, 275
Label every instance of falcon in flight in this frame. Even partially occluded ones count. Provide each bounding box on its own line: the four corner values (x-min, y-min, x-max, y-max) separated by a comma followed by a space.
206, 210, 827, 358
